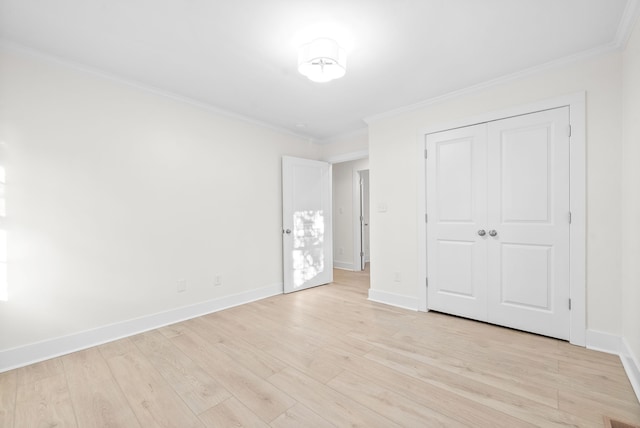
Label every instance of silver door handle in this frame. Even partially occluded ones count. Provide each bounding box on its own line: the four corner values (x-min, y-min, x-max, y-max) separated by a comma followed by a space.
284, 229, 291, 234
477, 229, 486, 236
488, 229, 498, 237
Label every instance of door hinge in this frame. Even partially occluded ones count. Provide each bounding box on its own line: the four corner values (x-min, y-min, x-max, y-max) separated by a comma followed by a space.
568, 211, 572, 224
425, 213, 428, 223
426, 277, 429, 288
360, 251, 364, 257
567, 125, 572, 138
424, 149, 428, 159
360, 215, 364, 222
569, 298, 572, 310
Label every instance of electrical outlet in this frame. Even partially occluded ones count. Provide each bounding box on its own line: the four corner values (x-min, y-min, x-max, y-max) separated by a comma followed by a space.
177, 279, 187, 292
339, 247, 344, 255
214, 275, 222, 286
393, 272, 401, 282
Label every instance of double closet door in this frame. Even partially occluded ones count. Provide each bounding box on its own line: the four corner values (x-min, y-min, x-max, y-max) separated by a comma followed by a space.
426, 107, 570, 340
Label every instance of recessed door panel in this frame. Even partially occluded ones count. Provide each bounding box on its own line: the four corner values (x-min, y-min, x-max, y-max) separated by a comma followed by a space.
500, 243, 552, 310
501, 126, 551, 223
437, 139, 474, 222
436, 240, 475, 297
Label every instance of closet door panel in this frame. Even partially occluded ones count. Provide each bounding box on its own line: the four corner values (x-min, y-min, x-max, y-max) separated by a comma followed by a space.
486, 107, 570, 340
426, 124, 488, 321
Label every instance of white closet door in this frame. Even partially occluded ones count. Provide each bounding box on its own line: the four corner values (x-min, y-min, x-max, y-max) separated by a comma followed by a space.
486, 107, 570, 339
426, 124, 488, 320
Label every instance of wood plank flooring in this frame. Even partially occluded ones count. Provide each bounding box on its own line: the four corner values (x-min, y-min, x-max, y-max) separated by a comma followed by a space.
1, 266, 639, 427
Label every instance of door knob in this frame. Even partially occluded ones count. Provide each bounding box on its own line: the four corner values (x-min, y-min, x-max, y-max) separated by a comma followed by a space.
488, 229, 498, 237
284, 229, 291, 234
477, 229, 486, 236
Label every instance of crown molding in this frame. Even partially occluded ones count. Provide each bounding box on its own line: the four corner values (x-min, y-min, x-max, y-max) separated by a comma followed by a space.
364, 2, 639, 125
614, 0, 640, 49
364, 42, 619, 125
0, 39, 319, 145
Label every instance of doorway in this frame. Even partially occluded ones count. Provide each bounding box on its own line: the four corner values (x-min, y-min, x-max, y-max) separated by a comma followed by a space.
330, 158, 369, 272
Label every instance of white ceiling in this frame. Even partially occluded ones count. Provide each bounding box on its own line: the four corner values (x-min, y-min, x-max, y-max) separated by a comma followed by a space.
0, 0, 635, 141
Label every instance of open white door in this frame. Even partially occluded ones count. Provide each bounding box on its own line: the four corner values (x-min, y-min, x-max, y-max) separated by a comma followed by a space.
282, 156, 333, 293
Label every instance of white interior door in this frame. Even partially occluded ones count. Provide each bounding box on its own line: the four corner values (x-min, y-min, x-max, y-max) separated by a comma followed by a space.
486, 108, 570, 339
426, 124, 488, 320
282, 156, 333, 293
426, 107, 570, 340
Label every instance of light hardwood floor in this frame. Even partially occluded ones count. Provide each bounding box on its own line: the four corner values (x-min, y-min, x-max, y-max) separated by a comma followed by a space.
1, 267, 639, 427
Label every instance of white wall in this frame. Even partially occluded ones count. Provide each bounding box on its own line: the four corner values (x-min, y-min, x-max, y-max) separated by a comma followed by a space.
0, 48, 318, 355
622, 19, 640, 374
368, 52, 624, 335
332, 158, 369, 270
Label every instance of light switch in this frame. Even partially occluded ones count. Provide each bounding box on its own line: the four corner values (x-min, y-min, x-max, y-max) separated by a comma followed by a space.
377, 203, 388, 213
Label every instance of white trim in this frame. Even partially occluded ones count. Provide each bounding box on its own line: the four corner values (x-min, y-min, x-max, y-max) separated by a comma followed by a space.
324, 149, 369, 164
363, 40, 627, 126
417, 133, 428, 312
585, 331, 640, 403
417, 92, 587, 347
586, 330, 622, 354
615, 0, 640, 49
0, 283, 282, 373
334, 261, 356, 271
352, 168, 370, 273
621, 338, 640, 402
353, 169, 362, 271
0, 40, 317, 144
368, 289, 419, 311
568, 97, 587, 347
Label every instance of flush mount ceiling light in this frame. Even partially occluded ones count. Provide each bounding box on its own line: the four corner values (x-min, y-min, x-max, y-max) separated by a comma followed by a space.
298, 38, 346, 83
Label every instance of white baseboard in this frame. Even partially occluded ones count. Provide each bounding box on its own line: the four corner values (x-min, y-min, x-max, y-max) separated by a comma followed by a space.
0, 283, 283, 373
334, 261, 356, 271
621, 338, 640, 403
585, 329, 622, 354
368, 289, 419, 311
586, 330, 640, 403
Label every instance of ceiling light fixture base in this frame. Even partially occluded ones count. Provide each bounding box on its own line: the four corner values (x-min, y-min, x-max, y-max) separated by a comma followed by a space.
298, 38, 346, 83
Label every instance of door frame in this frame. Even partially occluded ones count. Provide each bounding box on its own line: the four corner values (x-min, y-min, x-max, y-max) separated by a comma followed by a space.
416, 92, 586, 346
353, 169, 370, 271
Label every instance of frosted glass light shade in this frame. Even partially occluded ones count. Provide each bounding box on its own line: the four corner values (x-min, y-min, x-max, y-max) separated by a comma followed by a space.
298, 38, 346, 83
